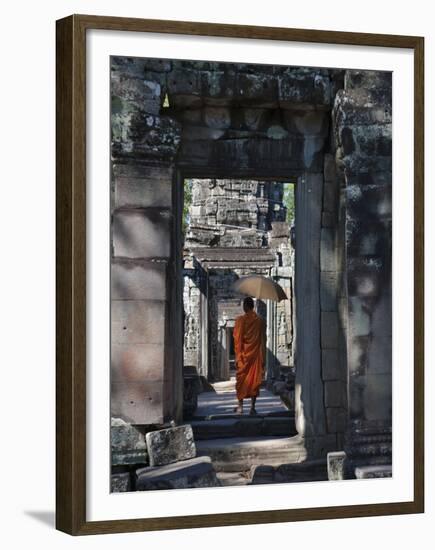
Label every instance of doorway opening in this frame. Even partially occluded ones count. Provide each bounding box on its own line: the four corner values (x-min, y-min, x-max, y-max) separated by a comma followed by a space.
181, 177, 296, 414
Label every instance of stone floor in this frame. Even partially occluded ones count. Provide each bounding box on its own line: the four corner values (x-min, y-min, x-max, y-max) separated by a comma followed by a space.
190, 377, 302, 486
195, 376, 288, 418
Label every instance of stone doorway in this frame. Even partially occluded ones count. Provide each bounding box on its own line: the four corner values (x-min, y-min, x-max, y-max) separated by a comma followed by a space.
182, 177, 296, 387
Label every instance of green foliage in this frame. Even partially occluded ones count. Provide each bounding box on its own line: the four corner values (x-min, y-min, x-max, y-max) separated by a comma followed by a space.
183, 179, 193, 235
283, 183, 295, 224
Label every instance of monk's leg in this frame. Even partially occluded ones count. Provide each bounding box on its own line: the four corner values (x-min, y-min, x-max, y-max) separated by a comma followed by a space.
249, 396, 257, 415
233, 399, 243, 414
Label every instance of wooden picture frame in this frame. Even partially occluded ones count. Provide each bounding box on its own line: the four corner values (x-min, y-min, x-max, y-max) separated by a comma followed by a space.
56, 14, 424, 535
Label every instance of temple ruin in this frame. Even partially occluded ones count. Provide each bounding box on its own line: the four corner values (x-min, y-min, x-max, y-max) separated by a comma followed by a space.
110, 57, 392, 489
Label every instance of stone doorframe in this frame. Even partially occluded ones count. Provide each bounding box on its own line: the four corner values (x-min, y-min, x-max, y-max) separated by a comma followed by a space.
110, 59, 355, 459
174, 169, 340, 452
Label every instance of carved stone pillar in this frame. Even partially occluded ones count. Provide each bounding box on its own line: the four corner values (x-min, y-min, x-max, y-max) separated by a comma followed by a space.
333, 70, 392, 477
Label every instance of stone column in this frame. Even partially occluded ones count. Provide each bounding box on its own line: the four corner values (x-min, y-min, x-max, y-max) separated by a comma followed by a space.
334, 70, 392, 476
321, 154, 348, 441
294, 172, 327, 439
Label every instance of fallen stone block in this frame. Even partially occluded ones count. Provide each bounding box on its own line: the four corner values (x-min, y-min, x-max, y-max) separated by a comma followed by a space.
251, 460, 329, 485
274, 460, 328, 483
136, 456, 220, 490
196, 435, 307, 472
146, 424, 196, 466
111, 418, 148, 466
327, 450, 347, 481
111, 472, 132, 492
355, 465, 392, 479
250, 465, 276, 484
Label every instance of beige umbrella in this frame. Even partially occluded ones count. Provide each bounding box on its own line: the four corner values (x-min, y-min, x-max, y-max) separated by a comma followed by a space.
233, 275, 288, 302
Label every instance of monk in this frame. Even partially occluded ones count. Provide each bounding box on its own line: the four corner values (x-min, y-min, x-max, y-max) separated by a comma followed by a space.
233, 297, 266, 416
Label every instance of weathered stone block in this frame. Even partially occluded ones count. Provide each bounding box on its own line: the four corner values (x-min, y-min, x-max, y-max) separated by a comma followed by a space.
112, 113, 181, 161
114, 167, 173, 209
112, 300, 166, 344
111, 418, 148, 465
355, 465, 392, 479
143, 59, 172, 73
112, 56, 170, 77
236, 72, 278, 105
324, 380, 346, 408
279, 72, 331, 107
111, 472, 132, 492
342, 153, 391, 175
274, 461, 329, 483
111, 261, 166, 300
327, 450, 347, 480
136, 456, 220, 490
181, 125, 226, 141
167, 69, 200, 96
320, 271, 338, 311
203, 106, 231, 128
112, 75, 161, 100
200, 70, 237, 103
326, 407, 347, 433
322, 349, 342, 380
320, 228, 336, 271
112, 209, 171, 259
111, 380, 164, 425
335, 103, 392, 127
146, 424, 196, 467
321, 312, 339, 348
250, 465, 276, 484
111, 343, 165, 382
345, 70, 392, 91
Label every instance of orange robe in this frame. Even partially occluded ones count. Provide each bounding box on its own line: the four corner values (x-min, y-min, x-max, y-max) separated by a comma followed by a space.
233, 309, 266, 400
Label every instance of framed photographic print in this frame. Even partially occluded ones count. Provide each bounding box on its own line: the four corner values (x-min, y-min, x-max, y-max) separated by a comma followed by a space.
56, 14, 424, 535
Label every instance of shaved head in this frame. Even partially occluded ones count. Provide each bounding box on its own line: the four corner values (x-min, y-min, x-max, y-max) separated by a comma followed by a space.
243, 296, 254, 312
